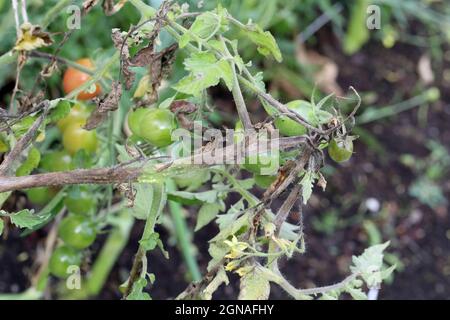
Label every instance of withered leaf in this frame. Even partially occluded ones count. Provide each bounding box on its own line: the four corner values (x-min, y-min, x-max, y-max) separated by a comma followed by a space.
14, 23, 53, 51
170, 100, 197, 130
169, 100, 197, 114
112, 29, 135, 89
84, 81, 122, 130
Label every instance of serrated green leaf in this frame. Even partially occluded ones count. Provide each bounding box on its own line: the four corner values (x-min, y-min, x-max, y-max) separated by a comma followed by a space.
20, 188, 66, 236
0, 219, 4, 236
246, 25, 282, 62
16, 147, 40, 177
5, 209, 49, 229
238, 266, 270, 300
350, 242, 394, 288
195, 202, 222, 231
173, 52, 233, 96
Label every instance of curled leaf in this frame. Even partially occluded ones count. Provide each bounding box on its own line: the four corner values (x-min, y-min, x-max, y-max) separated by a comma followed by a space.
14, 23, 53, 51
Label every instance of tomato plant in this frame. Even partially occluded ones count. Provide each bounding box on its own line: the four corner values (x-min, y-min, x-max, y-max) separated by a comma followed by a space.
0, 0, 398, 302
62, 58, 101, 100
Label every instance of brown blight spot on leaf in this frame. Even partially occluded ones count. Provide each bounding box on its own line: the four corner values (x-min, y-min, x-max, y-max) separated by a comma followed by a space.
84, 81, 122, 130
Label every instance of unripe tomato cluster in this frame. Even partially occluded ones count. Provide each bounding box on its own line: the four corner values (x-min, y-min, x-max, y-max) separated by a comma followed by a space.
49, 199, 98, 278
24, 145, 97, 278
35, 61, 101, 278
271, 100, 354, 164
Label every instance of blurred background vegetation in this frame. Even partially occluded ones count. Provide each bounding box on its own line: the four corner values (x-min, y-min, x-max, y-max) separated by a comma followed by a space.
1, 0, 450, 299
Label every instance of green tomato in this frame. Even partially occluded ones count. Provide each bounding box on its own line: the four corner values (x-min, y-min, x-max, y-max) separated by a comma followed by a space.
40, 151, 73, 172
328, 138, 353, 163
274, 100, 318, 136
57, 103, 90, 133
49, 245, 82, 278
64, 187, 97, 215
127, 108, 151, 138
138, 109, 176, 147
62, 121, 98, 155
254, 174, 277, 188
58, 214, 97, 250
25, 187, 56, 206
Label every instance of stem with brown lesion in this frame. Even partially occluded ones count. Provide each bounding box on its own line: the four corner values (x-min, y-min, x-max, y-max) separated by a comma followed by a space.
0, 136, 310, 193
0, 166, 142, 192
0, 100, 50, 176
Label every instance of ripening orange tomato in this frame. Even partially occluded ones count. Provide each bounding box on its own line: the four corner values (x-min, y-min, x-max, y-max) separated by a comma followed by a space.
62, 58, 101, 100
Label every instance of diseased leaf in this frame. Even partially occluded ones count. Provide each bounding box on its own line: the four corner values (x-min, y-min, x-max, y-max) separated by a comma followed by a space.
14, 23, 53, 51
84, 81, 122, 130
